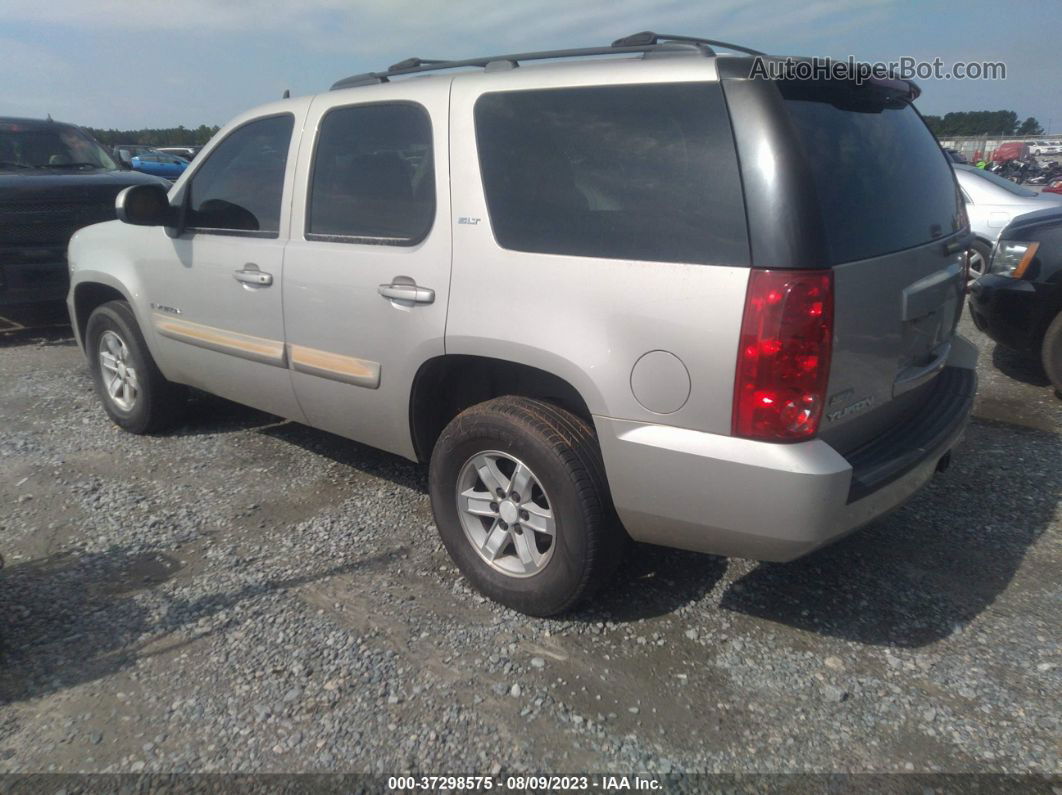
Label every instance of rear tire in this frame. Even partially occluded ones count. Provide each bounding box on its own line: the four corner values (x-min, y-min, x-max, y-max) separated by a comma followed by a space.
429, 396, 624, 616
1042, 311, 1062, 398
85, 300, 186, 434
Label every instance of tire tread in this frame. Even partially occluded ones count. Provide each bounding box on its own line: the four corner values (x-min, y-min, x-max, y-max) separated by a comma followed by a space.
87, 300, 185, 434
432, 396, 624, 614
1042, 310, 1062, 396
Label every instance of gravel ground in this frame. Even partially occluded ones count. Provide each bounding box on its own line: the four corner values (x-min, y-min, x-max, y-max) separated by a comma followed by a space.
0, 304, 1058, 778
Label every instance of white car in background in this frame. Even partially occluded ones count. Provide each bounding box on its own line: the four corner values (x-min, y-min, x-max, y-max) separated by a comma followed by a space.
1030, 140, 1061, 156
953, 164, 1062, 277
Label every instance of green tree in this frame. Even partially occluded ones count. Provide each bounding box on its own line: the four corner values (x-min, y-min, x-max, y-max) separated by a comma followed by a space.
926, 110, 1025, 137
922, 115, 943, 136
82, 126, 221, 147
1017, 117, 1044, 136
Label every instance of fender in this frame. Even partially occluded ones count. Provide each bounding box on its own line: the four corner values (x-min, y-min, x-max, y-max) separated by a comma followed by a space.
67, 222, 164, 366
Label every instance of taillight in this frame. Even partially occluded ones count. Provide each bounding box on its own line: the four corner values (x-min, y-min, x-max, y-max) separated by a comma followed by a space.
732, 269, 834, 442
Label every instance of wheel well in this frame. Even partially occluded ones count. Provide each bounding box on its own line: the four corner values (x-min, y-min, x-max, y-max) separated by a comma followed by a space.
73, 283, 126, 343
409, 355, 593, 463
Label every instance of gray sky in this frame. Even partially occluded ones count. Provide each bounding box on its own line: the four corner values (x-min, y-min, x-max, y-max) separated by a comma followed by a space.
2, 0, 1060, 131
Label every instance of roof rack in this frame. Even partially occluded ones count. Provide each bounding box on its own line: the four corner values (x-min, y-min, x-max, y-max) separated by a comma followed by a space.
330, 31, 765, 90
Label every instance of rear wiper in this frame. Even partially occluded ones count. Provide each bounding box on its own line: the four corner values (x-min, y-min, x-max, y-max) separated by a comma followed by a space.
0, 160, 34, 170
39, 162, 100, 169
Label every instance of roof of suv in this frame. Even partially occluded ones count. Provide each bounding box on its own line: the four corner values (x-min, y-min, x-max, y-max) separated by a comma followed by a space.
330, 32, 764, 90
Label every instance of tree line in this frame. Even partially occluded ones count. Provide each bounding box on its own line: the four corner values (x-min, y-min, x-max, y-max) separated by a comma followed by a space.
83, 125, 221, 147
922, 111, 1044, 138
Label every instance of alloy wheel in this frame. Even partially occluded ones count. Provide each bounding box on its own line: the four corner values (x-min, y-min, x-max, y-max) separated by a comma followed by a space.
97, 329, 139, 412
455, 451, 557, 577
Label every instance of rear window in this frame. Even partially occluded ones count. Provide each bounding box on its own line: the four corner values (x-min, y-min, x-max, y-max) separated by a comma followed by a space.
474, 83, 748, 266
780, 81, 962, 264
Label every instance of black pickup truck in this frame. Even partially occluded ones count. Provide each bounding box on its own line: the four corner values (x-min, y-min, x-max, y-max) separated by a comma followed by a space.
0, 117, 170, 307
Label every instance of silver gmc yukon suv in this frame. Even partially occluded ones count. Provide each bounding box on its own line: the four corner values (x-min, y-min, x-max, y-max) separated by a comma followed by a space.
66, 33, 977, 615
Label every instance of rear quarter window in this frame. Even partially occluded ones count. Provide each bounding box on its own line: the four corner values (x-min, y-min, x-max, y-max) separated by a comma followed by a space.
474, 82, 749, 266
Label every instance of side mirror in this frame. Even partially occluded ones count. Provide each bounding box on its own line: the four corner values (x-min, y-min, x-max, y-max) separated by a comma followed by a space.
116, 184, 176, 227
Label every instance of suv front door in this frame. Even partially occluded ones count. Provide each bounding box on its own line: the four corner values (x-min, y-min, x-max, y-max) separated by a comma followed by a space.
143, 110, 306, 420
282, 81, 451, 458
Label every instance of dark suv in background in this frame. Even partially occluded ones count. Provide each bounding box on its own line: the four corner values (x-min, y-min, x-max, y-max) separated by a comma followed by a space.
0, 117, 169, 306
968, 206, 1062, 393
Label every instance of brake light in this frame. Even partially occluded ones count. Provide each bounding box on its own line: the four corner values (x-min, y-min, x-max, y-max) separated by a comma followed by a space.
732, 269, 834, 441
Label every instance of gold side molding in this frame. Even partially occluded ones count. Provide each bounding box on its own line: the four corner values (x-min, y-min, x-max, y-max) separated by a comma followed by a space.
289, 344, 381, 389
153, 314, 287, 367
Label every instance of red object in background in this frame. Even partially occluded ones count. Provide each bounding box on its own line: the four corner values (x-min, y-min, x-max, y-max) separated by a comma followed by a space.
990, 141, 1029, 162
1044, 179, 1062, 195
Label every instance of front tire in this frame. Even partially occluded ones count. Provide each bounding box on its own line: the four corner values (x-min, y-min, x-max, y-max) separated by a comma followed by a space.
429, 397, 624, 616
1042, 311, 1062, 397
969, 239, 992, 282
85, 300, 186, 434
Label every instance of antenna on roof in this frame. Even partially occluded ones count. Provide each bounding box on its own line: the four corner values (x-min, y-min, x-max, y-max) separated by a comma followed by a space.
282, 89, 290, 99
46, 113, 53, 122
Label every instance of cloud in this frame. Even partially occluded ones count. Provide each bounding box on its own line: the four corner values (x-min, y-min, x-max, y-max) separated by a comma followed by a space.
0, 0, 896, 54
0, 0, 912, 127
0, 36, 79, 118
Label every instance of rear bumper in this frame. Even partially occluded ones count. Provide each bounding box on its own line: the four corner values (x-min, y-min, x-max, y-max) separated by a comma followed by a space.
595, 363, 976, 562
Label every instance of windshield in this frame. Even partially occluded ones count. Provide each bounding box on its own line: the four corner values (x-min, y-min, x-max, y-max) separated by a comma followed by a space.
957, 165, 1038, 198
0, 122, 118, 171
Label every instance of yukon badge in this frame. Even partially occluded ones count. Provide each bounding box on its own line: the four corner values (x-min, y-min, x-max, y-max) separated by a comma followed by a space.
825, 389, 874, 423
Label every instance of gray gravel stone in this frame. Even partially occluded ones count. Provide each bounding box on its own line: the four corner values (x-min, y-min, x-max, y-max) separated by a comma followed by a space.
0, 309, 1057, 775
822, 685, 848, 703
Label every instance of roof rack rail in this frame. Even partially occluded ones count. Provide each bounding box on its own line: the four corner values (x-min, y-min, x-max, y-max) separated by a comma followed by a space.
330, 31, 764, 90
611, 31, 765, 56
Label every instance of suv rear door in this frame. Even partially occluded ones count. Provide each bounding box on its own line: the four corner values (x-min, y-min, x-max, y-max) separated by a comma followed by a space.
723, 69, 970, 457
282, 79, 451, 459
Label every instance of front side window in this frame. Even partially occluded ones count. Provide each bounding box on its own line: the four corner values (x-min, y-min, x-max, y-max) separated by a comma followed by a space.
187, 114, 294, 235
474, 83, 748, 265
307, 103, 435, 244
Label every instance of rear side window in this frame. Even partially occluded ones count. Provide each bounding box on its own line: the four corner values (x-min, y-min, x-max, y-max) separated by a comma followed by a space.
780, 81, 962, 263
474, 83, 748, 265
187, 114, 293, 236
307, 103, 435, 245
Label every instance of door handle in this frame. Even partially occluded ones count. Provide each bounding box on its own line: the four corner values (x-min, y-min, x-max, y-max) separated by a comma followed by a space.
234, 264, 273, 287
378, 282, 435, 304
